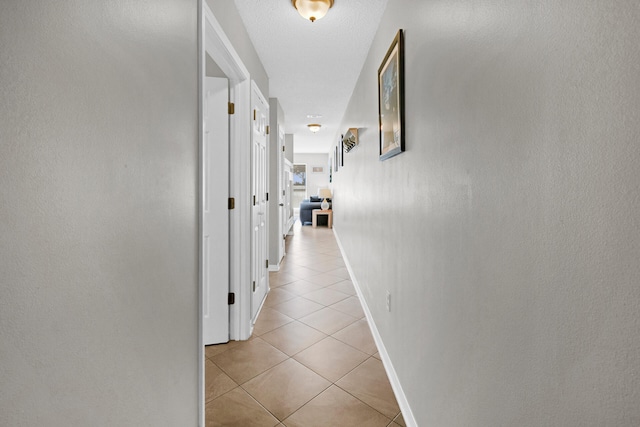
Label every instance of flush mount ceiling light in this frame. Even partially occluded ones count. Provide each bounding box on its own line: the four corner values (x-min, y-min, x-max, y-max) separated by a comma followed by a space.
307, 124, 322, 133
292, 0, 334, 23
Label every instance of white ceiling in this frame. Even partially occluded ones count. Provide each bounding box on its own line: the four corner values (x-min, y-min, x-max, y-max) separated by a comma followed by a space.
233, 0, 388, 154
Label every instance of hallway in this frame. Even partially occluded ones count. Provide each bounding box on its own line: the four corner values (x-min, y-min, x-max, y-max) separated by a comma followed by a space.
205, 221, 404, 426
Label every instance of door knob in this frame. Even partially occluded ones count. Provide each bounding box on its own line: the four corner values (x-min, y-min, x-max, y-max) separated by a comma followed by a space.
279, 203, 284, 206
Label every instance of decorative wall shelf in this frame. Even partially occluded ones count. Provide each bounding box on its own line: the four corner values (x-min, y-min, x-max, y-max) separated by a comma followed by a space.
342, 128, 359, 153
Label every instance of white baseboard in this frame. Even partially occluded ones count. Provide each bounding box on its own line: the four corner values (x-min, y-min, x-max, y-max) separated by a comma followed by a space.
333, 228, 417, 427
268, 255, 284, 272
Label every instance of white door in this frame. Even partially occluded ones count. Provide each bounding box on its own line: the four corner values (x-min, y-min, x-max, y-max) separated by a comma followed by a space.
251, 85, 269, 321
203, 77, 229, 345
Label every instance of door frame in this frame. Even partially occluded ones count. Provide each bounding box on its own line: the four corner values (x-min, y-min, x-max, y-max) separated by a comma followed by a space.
199, 2, 253, 425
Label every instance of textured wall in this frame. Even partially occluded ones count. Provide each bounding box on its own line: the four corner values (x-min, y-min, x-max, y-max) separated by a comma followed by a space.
269, 98, 286, 266
205, 0, 269, 98
334, 1, 640, 425
285, 134, 294, 163
293, 153, 331, 198
0, 1, 199, 425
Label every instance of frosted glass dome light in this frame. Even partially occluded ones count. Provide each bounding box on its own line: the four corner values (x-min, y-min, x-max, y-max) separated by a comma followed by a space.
292, 0, 334, 23
307, 124, 322, 133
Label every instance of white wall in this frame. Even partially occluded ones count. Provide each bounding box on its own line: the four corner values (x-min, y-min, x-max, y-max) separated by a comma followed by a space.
268, 98, 285, 266
293, 153, 331, 198
205, 0, 269, 97
0, 1, 199, 425
285, 134, 294, 163
334, 1, 640, 425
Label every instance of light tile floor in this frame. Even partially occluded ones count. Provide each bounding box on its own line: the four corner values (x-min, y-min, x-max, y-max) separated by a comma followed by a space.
205, 221, 405, 427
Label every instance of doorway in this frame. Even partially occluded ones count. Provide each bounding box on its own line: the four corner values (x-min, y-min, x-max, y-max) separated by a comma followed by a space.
200, 3, 253, 425
293, 163, 307, 216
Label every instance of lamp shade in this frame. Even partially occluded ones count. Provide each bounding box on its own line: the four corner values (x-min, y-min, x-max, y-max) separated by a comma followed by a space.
318, 188, 332, 199
292, 0, 334, 22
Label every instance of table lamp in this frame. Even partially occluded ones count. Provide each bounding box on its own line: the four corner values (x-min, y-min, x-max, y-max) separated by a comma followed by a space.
318, 188, 332, 210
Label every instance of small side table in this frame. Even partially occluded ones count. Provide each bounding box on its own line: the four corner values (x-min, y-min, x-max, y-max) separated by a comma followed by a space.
312, 209, 333, 228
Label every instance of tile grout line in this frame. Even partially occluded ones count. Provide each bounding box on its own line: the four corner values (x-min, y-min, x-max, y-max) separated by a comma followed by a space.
207, 223, 401, 425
